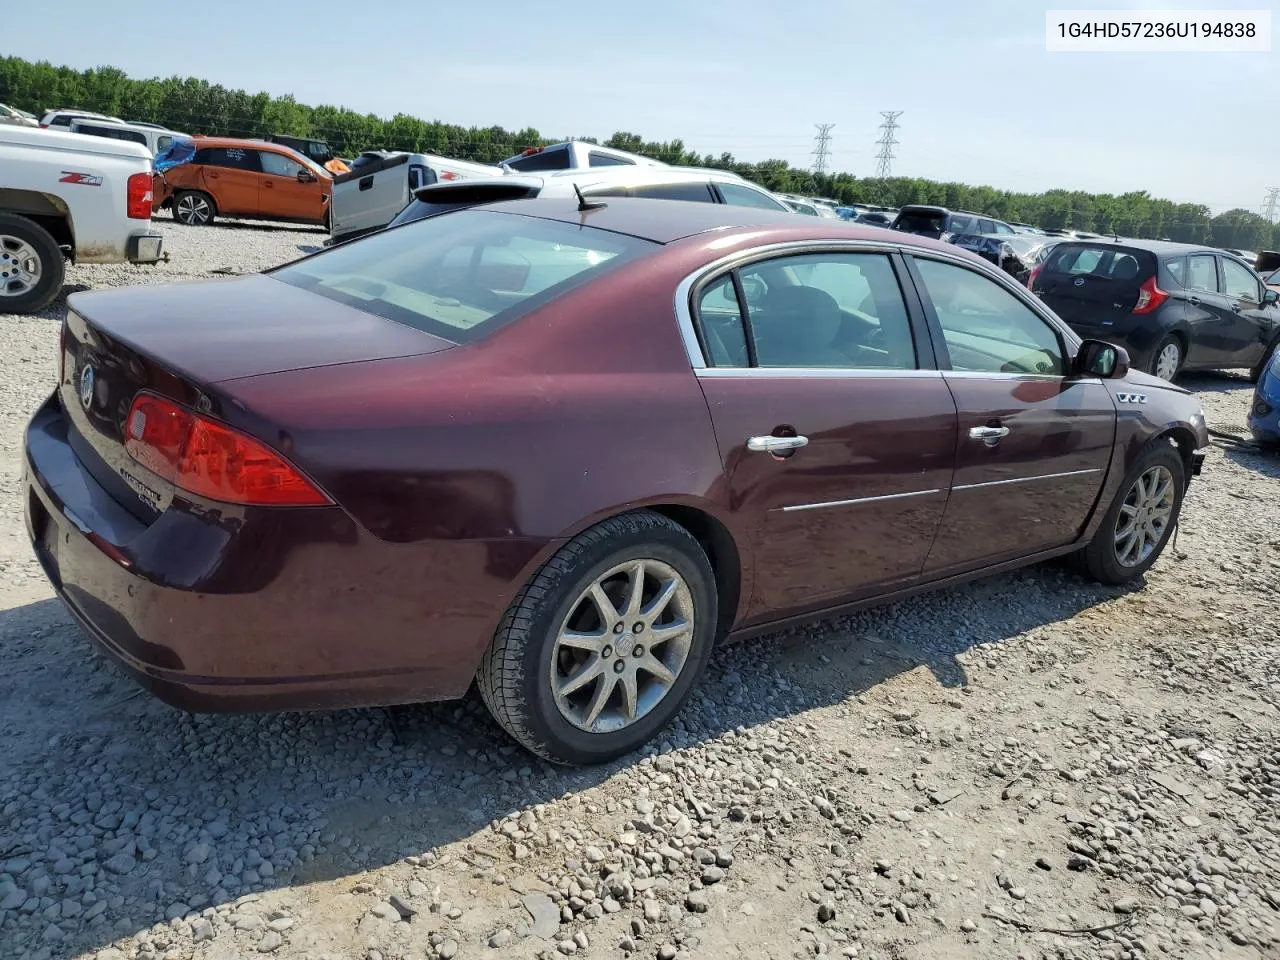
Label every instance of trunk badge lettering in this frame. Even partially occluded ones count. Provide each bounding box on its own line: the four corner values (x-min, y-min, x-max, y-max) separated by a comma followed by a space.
78, 366, 95, 409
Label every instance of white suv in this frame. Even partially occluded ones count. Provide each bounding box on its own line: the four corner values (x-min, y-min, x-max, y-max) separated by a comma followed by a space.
382, 166, 792, 236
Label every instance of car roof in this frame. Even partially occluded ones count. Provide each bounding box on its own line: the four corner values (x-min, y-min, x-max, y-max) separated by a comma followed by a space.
1051, 236, 1230, 258
477, 196, 978, 250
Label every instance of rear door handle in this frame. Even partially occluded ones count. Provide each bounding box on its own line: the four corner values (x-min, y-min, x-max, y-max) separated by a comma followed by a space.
969, 425, 1010, 443
747, 435, 809, 453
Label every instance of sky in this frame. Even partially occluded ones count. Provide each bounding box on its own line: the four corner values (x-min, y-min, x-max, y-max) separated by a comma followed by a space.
7, 0, 1277, 213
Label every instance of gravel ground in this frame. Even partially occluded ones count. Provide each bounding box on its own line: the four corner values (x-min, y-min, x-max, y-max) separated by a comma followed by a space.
0, 220, 1277, 960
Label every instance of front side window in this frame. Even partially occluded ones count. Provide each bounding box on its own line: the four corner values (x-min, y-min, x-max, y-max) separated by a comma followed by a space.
694, 253, 917, 370
914, 257, 1065, 375
1187, 254, 1218, 292
1222, 258, 1260, 301
259, 151, 305, 178
272, 209, 653, 344
715, 182, 788, 211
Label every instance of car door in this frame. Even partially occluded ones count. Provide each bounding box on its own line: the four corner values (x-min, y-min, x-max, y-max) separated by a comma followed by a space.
688, 248, 958, 622
1220, 257, 1274, 367
257, 150, 325, 222
198, 146, 261, 215
1183, 253, 1235, 363
906, 254, 1116, 574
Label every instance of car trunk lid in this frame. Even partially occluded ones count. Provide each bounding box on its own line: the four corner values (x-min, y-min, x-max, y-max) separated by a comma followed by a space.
59, 276, 452, 521
1032, 243, 1158, 327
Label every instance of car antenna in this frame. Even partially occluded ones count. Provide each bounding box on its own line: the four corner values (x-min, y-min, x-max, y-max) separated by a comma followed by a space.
573, 183, 607, 212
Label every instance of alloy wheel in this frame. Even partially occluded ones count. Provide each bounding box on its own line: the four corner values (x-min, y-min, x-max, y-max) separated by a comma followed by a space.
177, 194, 211, 225
549, 558, 694, 734
0, 234, 42, 298
1154, 342, 1181, 381
1113, 464, 1175, 567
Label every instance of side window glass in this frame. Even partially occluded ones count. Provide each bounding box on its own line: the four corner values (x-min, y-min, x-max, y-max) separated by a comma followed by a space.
1165, 257, 1186, 287
156, 135, 172, 154
1187, 255, 1218, 292
741, 253, 917, 369
716, 182, 787, 211
588, 151, 634, 167
993, 221, 1016, 234
507, 148, 570, 172
978, 219, 996, 234
915, 258, 1064, 376
259, 151, 304, 178
695, 276, 749, 367
1222, 259, 1260, 301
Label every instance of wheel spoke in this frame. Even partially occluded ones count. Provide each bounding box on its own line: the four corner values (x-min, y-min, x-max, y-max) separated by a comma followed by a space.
646, 617, 692, 647
640, 577, 678, 625
621, 560, 646, 618
557, 629, 606, 653
583, 672, 616, 729
588, 582, 619, 624
618, 670, 638, 721
636, 652, 677, 686
557, 657, 603, 698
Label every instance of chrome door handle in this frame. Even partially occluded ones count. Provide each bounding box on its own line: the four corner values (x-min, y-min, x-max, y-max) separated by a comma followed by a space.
747, 435, 809, 453
969, 425, 1010, 442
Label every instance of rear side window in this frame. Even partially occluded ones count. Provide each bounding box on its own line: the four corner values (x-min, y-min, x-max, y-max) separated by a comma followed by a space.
1187, 255, 1218, 292
1165, 257, 1186, 287
76, 124, 147, 145
49, 115, 74, 126
193, 146, 262, 172
588, 151, 634, 167
715, 182, 787, 211
947, 214, 975, 233
588, 182, 715, 202
506, 147, 570, 172
272, 209, 654, 344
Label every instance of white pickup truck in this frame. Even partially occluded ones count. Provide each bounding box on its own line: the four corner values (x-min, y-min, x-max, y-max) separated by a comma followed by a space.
0, 124, 164, 313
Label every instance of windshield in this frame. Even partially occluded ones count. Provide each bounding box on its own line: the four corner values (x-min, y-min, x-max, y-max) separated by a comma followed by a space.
271, 209, 654, 343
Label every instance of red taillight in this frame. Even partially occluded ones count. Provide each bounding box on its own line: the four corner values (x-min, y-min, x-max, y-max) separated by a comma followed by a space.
1132, 275, 1169, 315
39, 122, 48, 128
124, 394, 330, 506
126, 172, 153, 220
1027, 264, 1044, 290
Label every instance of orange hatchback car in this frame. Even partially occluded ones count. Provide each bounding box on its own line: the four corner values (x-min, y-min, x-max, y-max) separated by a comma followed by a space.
155, 137, 331, 227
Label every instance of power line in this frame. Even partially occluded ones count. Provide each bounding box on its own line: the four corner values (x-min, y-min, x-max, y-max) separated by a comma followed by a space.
811, 123, 834, 174
1264, 187, 1280, 223
873, 111, 902, 179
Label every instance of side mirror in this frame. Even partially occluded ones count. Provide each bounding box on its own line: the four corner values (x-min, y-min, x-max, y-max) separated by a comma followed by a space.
297, 169, 316, 183
1264, 289, 1279, 306
1075, 339, 1129, 379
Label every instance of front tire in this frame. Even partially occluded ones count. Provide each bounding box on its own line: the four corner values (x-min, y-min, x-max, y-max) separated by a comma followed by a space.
172, 190, 215, 226
1078, 443, 1185, 585
1149, 336, 1183, 382
477, 511, 718, 765
0, 213, 65, 315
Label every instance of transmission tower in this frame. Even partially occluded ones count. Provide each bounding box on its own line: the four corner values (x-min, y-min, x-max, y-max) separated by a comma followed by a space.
811, 123, 834, 174
1264, 187, 1280, 223
873, 111, 903, 179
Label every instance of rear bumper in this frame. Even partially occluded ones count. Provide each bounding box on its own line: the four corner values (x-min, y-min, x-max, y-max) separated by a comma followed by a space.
126, 233, 164, 264
23, 393, 546, 712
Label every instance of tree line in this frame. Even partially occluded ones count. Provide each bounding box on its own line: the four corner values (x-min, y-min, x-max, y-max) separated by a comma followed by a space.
3, 55, 1277, 252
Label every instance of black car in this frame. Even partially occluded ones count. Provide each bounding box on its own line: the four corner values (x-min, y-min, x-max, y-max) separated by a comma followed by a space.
1030, 239, 1280, 381
891, 204, 1016, 240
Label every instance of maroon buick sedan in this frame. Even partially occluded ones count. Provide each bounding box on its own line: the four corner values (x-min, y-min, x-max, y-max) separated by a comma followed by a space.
25, 198, 1209, 764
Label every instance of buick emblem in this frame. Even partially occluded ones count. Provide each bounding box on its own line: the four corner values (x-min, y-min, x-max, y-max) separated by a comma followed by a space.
1073, 277, 1085, 286
78, 365, 95, 409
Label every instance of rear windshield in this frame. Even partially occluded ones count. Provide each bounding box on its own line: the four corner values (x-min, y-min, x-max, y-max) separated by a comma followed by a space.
1042, 244, 1155, 283
388, 184, 541, 228
271, 209, 654, 344
894, 211, 948, 233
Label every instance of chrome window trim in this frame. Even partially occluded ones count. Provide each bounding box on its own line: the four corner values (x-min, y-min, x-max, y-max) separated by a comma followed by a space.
777, 488, 943, 513
952, 467, 1101, 492
696, 367, 942, 380
943, 371, 1102, 384
672, 238, 1082, 374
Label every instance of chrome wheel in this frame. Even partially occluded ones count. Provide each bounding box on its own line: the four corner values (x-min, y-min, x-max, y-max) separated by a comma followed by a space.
176, 194, 211, 225
549, 558, 694, 735
1154, 342, 1181, 381
1113, 465, 1175, 567
0, 234, 42, 298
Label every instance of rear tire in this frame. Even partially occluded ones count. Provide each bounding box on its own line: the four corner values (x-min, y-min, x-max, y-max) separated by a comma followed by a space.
1077, 443, 1185, 585
172, 191, 215, 226
0, 213, 65, 315
477, 510, 718, 765
1149, 336, 1183, 382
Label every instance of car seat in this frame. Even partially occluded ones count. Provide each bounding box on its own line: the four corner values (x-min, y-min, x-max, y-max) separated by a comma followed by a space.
753, 286, 849, 367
